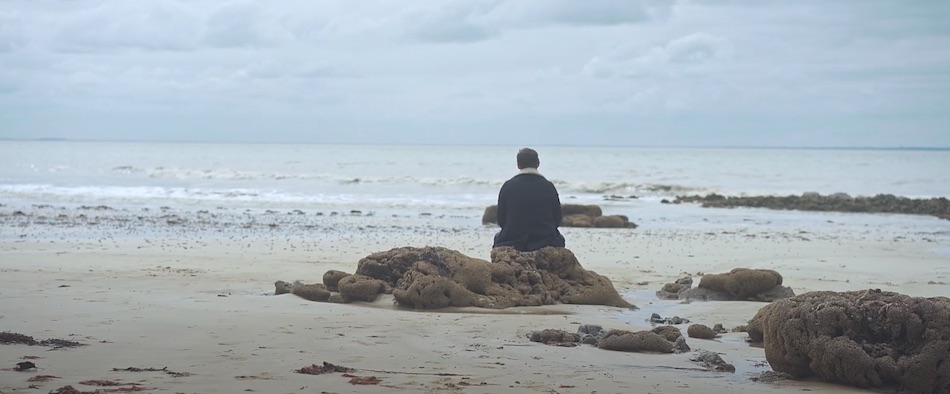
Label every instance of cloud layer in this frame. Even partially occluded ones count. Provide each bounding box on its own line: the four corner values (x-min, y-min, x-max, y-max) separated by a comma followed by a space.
1, 0, 948, 147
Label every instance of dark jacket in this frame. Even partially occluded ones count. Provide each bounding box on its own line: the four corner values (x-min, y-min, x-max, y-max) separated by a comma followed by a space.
492, 171, 565, 251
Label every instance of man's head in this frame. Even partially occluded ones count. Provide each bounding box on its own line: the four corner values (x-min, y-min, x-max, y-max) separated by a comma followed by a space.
516, 148, 540, 169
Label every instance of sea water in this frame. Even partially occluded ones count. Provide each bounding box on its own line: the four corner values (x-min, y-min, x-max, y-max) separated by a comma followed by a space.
1, 141, 948, 238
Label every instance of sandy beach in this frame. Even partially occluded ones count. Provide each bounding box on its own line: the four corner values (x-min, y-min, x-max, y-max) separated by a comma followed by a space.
1, 206, 947, 394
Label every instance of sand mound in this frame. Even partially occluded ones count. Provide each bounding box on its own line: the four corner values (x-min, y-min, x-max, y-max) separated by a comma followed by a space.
750, 289, 950, 392
278, 246, 634, 310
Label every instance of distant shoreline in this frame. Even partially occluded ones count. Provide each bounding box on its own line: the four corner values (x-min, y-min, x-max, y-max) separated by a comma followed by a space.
1, 138, 947, 151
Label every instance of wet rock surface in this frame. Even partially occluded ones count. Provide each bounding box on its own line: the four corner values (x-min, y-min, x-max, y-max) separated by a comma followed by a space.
482, 204, 637, 228
278, 246, 634, 310
673, 193, 950, 220
690, 350, 736, 372
750, 289, 950, 392
657, 270, 795, 302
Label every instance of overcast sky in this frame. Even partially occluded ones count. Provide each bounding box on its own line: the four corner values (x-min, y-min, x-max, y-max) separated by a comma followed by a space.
0, 0, 948, 147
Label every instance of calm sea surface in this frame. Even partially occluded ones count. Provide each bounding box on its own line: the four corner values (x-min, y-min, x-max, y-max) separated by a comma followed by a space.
1, 141, 947, 211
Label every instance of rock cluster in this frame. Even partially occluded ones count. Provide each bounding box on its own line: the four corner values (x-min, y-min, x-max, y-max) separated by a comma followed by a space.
656, 269, 795, 302
277, 246, 634, 310
747, 289, 950, 392
690, 350, 736, 372
671, 193, 950, 220
482, 204, 637, 228
528, 324, 691, 354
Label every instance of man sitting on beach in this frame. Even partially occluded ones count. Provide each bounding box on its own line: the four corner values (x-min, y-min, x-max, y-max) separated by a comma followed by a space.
492, 148, 566, 252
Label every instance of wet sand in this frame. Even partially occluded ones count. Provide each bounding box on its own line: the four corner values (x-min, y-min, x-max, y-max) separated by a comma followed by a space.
1, 206, 948, 393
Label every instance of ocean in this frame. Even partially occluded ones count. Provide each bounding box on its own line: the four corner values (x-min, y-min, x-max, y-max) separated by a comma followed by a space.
1, 141, 949, 241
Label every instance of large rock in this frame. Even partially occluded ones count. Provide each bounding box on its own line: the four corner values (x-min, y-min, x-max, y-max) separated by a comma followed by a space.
561, 214, 593, 227
657, 271, 794, 302
481, 204, 636, 228
481, 205, 498, 225
275, 280, 331, 302
752, 289, 950, 392
597, 330, 674, 353
353, 246, 633, 310
699, 268, 784, 299
561, 204, 602, 218
337, 275, 386, 302
322, 270, 351, 292
674, 193, 950, 221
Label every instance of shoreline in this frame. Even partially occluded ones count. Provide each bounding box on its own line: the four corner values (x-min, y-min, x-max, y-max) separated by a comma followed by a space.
3, 213, 948, 393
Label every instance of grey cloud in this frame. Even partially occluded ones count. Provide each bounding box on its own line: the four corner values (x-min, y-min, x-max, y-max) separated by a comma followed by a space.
203, 2, 284, 48
1, 0, 948, 147
51, 1, 202, 53
582, 33, 732, 79
489, 0, 670, 27
400, 1, 501, 43
0, 13, 28, 52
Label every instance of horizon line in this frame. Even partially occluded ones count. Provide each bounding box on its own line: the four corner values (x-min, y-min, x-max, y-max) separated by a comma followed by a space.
1, 137, 948, 151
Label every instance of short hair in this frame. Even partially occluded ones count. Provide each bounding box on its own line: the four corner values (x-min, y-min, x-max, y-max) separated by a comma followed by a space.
517, 148, 540, 169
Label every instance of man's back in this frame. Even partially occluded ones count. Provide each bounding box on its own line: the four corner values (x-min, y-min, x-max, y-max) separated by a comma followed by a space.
493, 171, 565, 251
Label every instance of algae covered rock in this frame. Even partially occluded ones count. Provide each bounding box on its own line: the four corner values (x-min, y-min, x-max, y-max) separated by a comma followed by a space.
753, 289, 950, 392
359, 246, 633, 310
597, 329, 674, 353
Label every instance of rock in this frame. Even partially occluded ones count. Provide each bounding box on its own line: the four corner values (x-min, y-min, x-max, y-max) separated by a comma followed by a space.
691, 350, 736, 372
673, 193, 950, 221
592, 215, 625, 228
755, 289, 950, 392
580, 334, 599, 345
650, 314, 690, 325
656, 276, 694, 299
481, 205, 498, 225
669, 316, 689, 325
673, 336, 690, 353
652, 325, 683, 342
291, 281, 331, 302
275, 280, 331, 302
687, 324, 718, 339
678, 287, 736, 301
353, 246, 633, 310
275, 280, 294, 295
751, 371, 794, 383
322, 270, 351, 292
699, 268, 783, 299
482, 204, 637, 228
561, 204, 602, 217
712, 324, 728, 334
562, 214, 593, 227
539, 329, 580, 345
746, 302, 779, 342
597, 330, 674, 353
528, 331, 542, 342
577, 324, 604, 336
657, 268, 794, 302
337, 275, 385, 303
